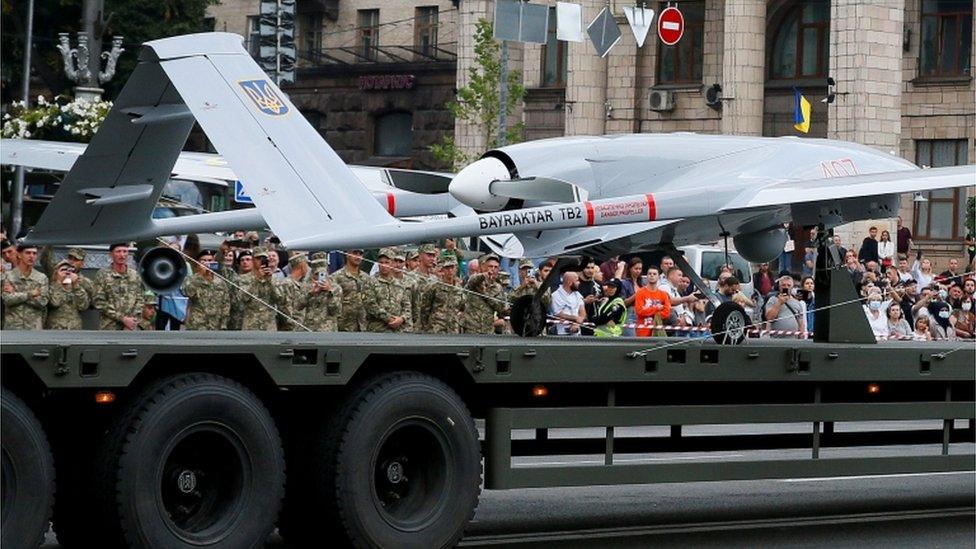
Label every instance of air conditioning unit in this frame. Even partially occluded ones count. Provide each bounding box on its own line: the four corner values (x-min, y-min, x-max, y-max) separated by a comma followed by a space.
649, 89, 675, 112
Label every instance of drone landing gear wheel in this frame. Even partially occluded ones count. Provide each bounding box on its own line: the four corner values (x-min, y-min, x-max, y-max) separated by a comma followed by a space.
710, 302, 750, 345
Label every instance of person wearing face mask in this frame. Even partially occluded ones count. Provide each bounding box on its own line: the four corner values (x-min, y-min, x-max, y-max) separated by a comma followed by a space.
182, 249, 232, 330
927, 301, 952, 340
950, 305, 974, 339
862, 291, 890, 338
886, 303, 912, 339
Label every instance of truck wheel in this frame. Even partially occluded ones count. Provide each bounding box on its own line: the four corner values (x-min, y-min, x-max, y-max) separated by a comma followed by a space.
332, 373, 481, 549
1, 388, 55, 549
98, 374, 285, 548
710, 301, 750, 345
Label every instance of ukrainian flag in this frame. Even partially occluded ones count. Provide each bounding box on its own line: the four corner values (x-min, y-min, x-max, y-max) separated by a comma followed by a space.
793, 87, 811, 134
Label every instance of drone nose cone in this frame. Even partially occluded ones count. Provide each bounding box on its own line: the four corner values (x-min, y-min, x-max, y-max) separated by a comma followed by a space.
448, 156, 512, 211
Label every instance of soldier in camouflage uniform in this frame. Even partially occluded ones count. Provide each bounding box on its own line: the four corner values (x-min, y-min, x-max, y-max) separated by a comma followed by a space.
419, 255, 464, 334
183, 249, 232, 330
462, 273, 496, 334
276, 251, 311, 331
334, 249, 380, 332
137, 291, 157, 330
410, 243, 439, 330
93, 243, 143, 330
2, 244, 50, 330
46, 259, 91, 330
240, 247, 281, 331
364, 248, 412, 332
226, 249, 253, 330
304, 252, 342, 331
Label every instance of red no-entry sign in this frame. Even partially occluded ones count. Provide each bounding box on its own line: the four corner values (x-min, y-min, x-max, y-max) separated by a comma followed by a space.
657, 6, 684, 46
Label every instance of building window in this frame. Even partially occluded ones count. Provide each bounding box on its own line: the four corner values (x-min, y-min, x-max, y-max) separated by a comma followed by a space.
301, 13, 324, 57
657, 1, 704, 85
768, 1, 829, 80
415, 6, 439, 58
247, 16, 261, 58
541, 6, 568, 87
919, 0, 973, 77
375, 112, 413, 157
358, 9, 380, 61
914, 139, 969, 240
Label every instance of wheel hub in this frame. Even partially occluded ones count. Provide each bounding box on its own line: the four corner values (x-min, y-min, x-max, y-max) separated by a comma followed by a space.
386, 461, 405, 484
177, 469, 198, 494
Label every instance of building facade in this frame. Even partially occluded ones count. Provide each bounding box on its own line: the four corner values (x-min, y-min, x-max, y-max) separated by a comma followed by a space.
209, 0, 458, 169
209, 0, 973, 266
454, 0, 974, 266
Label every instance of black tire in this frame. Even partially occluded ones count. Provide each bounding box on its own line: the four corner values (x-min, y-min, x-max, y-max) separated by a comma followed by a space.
328, 372, 481, 549
97, 373, 285, 548
1, 388, 56, 549
710, 301, 750, 345
510, 295, 546, 337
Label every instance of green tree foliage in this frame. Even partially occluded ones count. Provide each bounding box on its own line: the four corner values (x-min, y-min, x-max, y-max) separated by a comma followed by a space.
430, 18, 525, 170
1, 0, 216, 102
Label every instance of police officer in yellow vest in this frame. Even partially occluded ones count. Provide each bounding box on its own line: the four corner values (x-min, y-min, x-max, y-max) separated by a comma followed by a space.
592, 278, 627, 337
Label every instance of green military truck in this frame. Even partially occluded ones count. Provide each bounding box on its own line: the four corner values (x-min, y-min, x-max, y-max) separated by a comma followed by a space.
2, 328, 973, 548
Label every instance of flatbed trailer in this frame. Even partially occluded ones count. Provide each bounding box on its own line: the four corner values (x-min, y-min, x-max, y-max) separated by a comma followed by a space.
1, 331, 974, 548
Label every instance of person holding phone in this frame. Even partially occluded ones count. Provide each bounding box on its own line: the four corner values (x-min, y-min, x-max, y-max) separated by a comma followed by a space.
46, 260, 90, 330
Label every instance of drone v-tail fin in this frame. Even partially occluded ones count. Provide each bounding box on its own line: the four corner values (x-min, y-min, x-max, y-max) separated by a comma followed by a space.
24, 33, 395, 246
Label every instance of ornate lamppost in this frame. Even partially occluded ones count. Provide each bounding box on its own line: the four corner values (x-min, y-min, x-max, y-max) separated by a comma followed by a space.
56, 33, 124, 100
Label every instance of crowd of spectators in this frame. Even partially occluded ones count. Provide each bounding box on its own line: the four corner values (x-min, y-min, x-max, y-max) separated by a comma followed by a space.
2, 219, 973, 341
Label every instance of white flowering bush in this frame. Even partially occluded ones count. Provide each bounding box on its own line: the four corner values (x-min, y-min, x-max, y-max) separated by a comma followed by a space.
2, 95, 112, 142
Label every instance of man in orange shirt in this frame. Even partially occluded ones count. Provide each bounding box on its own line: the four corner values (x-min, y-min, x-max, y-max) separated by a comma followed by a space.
634, 266, 671, 337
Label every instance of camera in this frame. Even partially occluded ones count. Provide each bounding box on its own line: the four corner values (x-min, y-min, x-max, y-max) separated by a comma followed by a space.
260, 256, 270, 268
317, 271, 327, 284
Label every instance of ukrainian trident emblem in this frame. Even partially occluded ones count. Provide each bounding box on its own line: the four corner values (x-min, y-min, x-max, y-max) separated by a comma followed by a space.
238, 79, 290, 116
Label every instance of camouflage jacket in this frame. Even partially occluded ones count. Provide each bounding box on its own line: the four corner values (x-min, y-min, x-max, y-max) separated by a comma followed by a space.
2, 268, 50, 330
408, 271, 438, 331
276, 277, 310, 331
304, 272, 342, 332
364, 275, 412, 333
334, 268, 376, 332
239, 273, 281, 331
183, 273, 232, 330
419, 280, 464, 334
222, 267, 244, 330
93, 267, 143, 330
46, 275, 92, 330
462, 274, 507, 334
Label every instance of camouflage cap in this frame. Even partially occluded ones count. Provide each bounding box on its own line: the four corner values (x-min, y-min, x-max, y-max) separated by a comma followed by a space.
142, 291, 157, 306
251, 246, 269, 259
418, 243, 438, 255
406, 249, 420, 260
480, 253, 500, 264
288, 251, 307, 267
377, 247, 397, 260
518, 258, 535, 269
393, 249, 406, 261
67, 247, 86, 260
55, 259, 73, 271
438, 256, 458, 268
310, 257, 330, 269
309, 251, 328, 261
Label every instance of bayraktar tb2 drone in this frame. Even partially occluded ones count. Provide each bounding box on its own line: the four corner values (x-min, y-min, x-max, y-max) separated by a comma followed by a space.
18, 33, 976, 338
